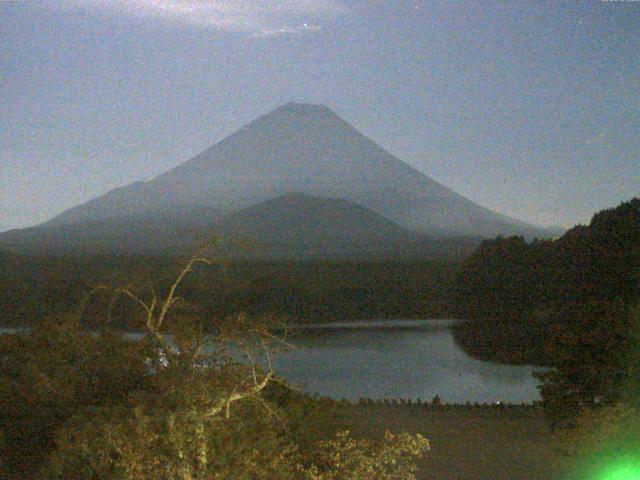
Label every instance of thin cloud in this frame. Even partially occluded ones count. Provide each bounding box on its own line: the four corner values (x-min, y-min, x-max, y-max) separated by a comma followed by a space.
255, 24, 322, 38
50, 0, 345, 34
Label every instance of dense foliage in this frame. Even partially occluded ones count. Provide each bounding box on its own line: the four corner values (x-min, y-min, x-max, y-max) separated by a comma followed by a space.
0, 258, 457, 329
451, 198, 640, 427
536, 303, 640, 428
0, 318, 153, 475
452, 198, 640, 365
0, 254, 429, 479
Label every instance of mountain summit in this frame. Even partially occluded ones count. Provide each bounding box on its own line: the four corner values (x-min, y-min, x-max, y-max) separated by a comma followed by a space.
1, 103, 554, 256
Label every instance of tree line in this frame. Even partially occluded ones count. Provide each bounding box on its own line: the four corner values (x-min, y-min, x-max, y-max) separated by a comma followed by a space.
451, 198, 640, 471
0, 257, 457, 329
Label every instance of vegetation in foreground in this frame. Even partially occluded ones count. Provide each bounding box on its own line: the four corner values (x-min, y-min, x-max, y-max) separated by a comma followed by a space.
0, 249, 429, 479
1, 198, 639, 478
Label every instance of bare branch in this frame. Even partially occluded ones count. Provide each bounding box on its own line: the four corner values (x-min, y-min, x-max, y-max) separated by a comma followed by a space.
105, 293, 118, 329
261, 338, 273, 374
155, 244, 215, 332
205, 371, 274, 419
244, 347, 259, 386
248, 392, 285, 427
116, 287, 152, 317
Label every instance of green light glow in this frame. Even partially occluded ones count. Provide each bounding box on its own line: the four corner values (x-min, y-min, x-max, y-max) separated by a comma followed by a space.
599, 461, 640, 480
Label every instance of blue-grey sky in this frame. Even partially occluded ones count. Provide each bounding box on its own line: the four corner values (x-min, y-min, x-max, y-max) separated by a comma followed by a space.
1, 0, 638, 232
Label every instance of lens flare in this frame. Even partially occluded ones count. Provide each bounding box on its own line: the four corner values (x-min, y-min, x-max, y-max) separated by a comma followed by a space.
598, 460, 640, 480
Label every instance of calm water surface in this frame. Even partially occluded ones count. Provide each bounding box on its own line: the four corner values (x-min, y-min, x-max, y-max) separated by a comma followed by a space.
273, 319, 544, 404
1, 320, 544, 403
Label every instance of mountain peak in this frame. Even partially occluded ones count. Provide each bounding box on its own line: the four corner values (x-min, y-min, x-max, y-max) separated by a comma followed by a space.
26, 103, 553, 242
272, 102, 334, 118
280, 101, 329, 111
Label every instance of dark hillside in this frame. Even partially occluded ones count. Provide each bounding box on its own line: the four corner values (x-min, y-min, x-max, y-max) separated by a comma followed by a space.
0, 194, 479, 259
451, 198, 640, 365
0, 256, 457, 329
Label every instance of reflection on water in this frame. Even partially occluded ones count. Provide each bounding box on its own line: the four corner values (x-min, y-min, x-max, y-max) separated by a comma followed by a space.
1, 320, 545, 403
273, 320, 544, 404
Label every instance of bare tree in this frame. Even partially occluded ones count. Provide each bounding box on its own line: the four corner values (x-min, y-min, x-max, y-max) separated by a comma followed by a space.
44, 242, 429, 480
79, 241, 291, 420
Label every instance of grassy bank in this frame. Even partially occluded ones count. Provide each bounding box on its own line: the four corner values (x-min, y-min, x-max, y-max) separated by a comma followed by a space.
4, 402, 565, 480
337, 403, 564, 480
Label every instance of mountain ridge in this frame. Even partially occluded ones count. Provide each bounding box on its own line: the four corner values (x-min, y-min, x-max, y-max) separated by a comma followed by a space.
43, 102, 549, 238
1, 102, 559, 256
0, 193, 479, 258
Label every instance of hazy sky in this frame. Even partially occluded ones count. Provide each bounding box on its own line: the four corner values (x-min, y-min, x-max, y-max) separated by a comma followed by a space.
1, 0, 638, 232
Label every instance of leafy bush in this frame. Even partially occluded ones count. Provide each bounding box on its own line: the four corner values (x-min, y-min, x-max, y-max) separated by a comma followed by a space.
2, 251, 430, 479
0, 317, 152, 475
300, 430, 429, 480
536, 303, 640, 428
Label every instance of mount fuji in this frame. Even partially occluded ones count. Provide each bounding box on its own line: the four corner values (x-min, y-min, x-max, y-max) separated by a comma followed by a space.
0, 103, 557, 257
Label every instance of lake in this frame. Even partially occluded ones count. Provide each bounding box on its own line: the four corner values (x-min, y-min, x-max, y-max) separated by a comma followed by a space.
272, 319, 544, 404
1, 320, 545, 404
